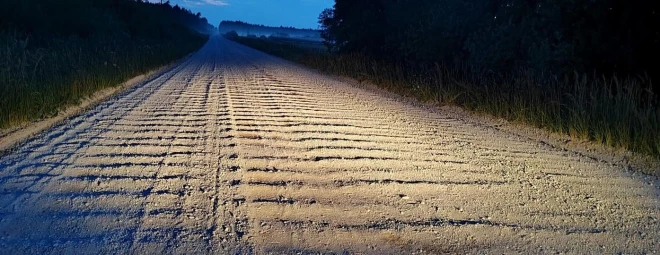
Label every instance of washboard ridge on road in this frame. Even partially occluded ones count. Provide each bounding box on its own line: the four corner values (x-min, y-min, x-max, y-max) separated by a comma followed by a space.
0, 36, 658, 254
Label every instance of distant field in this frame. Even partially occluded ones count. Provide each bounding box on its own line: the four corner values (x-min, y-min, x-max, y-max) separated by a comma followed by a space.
249, 36, 326, 51
232, 36, 327, 62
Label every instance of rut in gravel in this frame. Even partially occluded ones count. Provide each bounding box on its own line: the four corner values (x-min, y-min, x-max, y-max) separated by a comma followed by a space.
0, 36, 659, 254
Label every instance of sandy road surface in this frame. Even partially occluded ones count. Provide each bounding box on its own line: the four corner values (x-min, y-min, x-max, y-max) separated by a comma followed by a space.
0, 36, 659, 254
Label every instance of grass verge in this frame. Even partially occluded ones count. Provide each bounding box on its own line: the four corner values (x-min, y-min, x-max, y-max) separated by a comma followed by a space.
230, 36, 660, 164
0, 33, 207, 129
0, 0, 212, 130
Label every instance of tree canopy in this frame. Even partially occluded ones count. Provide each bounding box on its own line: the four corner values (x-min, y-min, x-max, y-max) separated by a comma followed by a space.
320, 0, 660, 81
0, 0, 215, 43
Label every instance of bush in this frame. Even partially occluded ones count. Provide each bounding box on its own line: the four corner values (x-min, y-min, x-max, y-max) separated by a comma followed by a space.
224, 30, 239, 39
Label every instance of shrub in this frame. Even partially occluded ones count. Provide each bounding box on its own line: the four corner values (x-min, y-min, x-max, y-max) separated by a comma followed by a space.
224, 30, 239, 39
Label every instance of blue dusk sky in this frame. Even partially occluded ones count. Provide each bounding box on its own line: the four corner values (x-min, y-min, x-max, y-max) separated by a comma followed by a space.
149, 0, 334, 29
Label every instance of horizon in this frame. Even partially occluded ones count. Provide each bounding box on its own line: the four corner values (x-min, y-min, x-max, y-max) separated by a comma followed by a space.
148, 0, 333, 29
218, 20, 320, 30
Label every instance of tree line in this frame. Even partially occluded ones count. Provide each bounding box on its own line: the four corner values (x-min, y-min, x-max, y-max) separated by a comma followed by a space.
0, 0, 214, 42
219, 20, 321, 39
319, 0, 660, 89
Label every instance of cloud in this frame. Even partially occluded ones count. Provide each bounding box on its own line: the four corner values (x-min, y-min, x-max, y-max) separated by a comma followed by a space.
181, 0, 229, 6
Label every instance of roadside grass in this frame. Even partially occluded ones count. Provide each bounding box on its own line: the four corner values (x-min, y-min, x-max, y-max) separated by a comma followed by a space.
231, 36, 660, 162
0, 32, 207, 129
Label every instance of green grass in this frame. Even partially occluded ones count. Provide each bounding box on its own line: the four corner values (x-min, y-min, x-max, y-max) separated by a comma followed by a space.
0, 32, 207, 129
231, 36, 660, 163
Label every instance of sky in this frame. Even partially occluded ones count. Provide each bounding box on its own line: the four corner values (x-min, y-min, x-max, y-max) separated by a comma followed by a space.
149, 0, 334, 29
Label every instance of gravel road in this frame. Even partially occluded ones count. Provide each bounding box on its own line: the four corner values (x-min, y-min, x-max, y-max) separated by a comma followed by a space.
0, 36, 658, 254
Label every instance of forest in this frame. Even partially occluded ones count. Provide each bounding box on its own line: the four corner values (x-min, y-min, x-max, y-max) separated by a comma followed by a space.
319, 0, 660, 85
0, 0, 213, 129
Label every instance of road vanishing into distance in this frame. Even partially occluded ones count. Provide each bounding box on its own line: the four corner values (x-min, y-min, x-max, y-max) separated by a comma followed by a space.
0, 36, 658, 254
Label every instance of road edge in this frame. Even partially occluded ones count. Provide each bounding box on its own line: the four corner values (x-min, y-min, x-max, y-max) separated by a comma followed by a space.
0, 52, 196, 156
351, 78, 660, 177
229, 39, 660, 178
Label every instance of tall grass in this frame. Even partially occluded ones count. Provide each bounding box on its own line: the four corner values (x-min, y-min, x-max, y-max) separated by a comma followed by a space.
0, 32, 206, 129
232, 36, 660, 160
0, 0, 212, 130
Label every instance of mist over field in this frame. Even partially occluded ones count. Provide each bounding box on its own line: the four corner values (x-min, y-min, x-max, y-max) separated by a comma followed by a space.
219, 20, 322, 41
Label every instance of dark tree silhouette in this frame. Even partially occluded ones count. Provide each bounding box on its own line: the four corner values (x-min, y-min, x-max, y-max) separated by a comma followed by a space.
319, 0, 660, 86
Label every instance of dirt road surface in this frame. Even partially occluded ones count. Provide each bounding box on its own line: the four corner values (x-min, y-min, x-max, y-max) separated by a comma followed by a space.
1, 36, 658, 254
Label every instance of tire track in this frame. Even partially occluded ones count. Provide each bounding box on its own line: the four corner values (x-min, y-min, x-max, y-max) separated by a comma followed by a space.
0, 36, 658, 254
223, 38, 660, 254
0, 37, 237, 254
